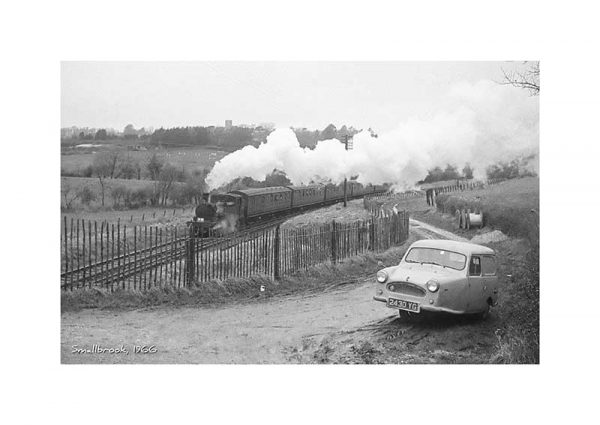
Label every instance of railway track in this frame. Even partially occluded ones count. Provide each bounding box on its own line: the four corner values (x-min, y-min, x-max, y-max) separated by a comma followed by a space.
61, 215, 290, 289
61, 195, 370, 289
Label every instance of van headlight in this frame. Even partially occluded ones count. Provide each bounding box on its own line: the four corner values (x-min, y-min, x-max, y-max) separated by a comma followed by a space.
377, 271, 388, 283
426, 280, 440, 293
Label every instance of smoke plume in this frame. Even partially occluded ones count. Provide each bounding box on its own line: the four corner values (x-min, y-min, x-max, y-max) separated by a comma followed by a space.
206, 81, 538, 191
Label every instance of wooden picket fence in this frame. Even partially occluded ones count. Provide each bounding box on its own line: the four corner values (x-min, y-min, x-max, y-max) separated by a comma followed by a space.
60, 212, 410, 292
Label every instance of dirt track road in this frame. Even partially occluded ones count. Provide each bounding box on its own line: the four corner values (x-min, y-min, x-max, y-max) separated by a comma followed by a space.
61, 220, 500, 364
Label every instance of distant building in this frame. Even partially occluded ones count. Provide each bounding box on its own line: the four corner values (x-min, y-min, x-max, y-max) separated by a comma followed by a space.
259, 122, 275, 130
225, 120, 233, 129
61, 127, 76, 139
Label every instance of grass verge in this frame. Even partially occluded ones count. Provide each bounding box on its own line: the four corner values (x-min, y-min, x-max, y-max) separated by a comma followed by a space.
489, 239, 539, 363
434, 177, 539, 244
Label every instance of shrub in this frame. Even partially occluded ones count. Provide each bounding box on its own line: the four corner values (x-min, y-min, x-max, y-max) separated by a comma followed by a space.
171, 180, 203, 206
78, 186, 97, 206
130, 186, 153, 208
486, 157, 537, 180
119, 158, 139, 180
81, 165, 94, 178
110, 185, 130, 208
61, 181, 80, 210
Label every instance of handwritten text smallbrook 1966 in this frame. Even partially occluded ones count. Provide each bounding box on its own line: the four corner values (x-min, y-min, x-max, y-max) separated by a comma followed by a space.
71, 345, 157, 355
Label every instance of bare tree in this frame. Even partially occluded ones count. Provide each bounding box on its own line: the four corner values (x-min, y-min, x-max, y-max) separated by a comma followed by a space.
189, 169, 208, 204
110, 185, 130, 208
145, 154, 166, 205
158, 164, 179, 205
92, 155, 112, 206
119, 155, 139, 179
146, 153, 164, 180
61, 181, 81, 209
501, 61, 540, 95
93, 151, 123, 179
78, 185, 97, 206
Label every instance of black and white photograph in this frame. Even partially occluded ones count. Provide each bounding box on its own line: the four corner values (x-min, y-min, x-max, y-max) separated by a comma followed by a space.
4, 1, 600, 424
60, 61, 540, 364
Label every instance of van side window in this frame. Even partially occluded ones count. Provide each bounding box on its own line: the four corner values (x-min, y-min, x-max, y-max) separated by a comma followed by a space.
481, 256, 497, 276
469, 256, 481, 276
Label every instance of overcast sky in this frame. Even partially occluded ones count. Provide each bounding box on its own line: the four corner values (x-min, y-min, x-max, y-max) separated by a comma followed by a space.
61, 61, 530, 133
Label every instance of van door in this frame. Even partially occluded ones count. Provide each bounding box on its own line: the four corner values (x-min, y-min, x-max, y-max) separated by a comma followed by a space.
481, 255, 499, 305
467, 255, 485, 313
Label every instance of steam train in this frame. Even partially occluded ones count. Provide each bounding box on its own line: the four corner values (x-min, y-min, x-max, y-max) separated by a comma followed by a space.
191, 182, 388, 236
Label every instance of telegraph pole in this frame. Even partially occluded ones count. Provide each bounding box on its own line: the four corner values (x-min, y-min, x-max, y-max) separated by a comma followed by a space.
342, 135, 353, 207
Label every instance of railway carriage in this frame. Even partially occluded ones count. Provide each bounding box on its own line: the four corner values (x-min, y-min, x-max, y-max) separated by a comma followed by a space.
230, 187, 293, 222
347, 181, 359, 198
372, 184, 388, 194
288, 184, 326, 209
193, 181, 390, 235
324, 184, 345, 202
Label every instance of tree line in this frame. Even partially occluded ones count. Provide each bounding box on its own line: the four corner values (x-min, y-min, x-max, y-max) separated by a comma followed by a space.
149, 126, 255, 149
419, 156, 537, 185
148, 123, 371, 149
419, 164, 474, 184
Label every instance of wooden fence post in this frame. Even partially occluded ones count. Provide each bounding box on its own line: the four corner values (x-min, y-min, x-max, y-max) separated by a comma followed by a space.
63, 216, 68, 289
369, 216, 376, 251
273, 225, 280, 280
185, 224, 196, 287
263, 230, 269, 274
82, 220, 86, 286
331, 220, 337, 264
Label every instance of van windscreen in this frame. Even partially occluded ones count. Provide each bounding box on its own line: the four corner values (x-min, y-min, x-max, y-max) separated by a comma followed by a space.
404, 247, 467, 270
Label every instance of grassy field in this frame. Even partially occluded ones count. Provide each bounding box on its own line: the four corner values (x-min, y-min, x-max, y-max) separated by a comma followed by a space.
61, 176, 189, 214
62, 176, 158, 192
434, 177, 539, 242
434, 176, 539, 213
61, 144, 229, 175
61, 204, 196, 227
282, 199, 372, 228
386, 177, 539, 242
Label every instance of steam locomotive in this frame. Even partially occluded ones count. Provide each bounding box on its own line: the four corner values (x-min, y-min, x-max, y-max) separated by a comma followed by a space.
191, 182, 388, 236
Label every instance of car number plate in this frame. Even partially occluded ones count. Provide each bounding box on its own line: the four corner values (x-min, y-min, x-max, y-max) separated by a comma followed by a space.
387, 298, 420, 313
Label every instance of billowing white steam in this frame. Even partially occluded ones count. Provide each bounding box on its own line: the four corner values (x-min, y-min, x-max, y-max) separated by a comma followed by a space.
206, 80, 538, 191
